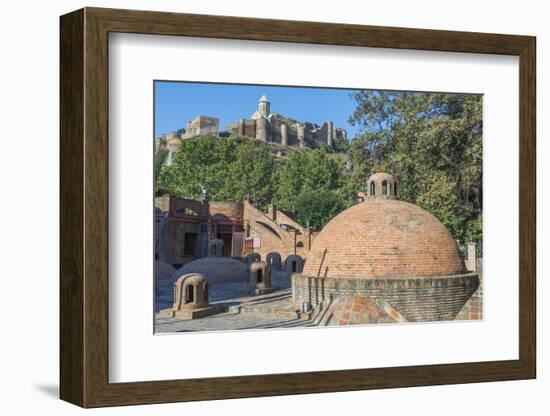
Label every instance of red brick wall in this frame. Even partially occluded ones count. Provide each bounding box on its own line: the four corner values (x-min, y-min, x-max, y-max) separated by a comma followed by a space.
292, 273, 480, 322
209, 202, 243, 222
244, 201, 305, 260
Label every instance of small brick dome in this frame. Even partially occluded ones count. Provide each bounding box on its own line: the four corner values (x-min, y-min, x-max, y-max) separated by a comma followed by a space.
302, 199, 466, 279
155, 261, 176, 281
172, 257, 248, 284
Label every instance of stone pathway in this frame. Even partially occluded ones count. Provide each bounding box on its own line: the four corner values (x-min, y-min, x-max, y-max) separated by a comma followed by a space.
155, 310, 311, 333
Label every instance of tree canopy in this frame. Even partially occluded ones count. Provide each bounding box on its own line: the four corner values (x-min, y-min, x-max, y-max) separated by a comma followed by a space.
348, 91, 482, 244
156, 136, 353, 226
156, 136, 275, 209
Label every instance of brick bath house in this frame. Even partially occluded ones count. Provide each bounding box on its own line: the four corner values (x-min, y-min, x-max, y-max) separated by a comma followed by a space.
156, 172, 482, 330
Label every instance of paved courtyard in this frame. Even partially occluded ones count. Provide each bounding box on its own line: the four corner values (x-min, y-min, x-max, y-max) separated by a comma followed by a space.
155, 279, 315, 333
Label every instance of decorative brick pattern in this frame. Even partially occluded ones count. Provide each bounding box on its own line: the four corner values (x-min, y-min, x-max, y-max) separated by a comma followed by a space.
302, 199, 466, 279
325, 296, 404, 326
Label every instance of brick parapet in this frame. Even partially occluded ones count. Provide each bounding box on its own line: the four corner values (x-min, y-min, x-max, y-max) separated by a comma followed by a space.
292, 272, 480, 322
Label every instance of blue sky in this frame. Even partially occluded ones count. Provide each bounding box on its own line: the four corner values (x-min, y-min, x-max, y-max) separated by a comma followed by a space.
154, 81, 362, 139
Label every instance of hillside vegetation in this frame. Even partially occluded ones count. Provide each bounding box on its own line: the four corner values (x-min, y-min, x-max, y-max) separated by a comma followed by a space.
156, 91, 482, 245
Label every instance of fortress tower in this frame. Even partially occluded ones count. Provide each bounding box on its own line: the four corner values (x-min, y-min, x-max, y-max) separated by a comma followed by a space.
258, 94, 270, 117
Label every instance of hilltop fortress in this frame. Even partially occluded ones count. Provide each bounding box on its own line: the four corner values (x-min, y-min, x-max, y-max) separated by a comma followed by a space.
155, 95, 348, 164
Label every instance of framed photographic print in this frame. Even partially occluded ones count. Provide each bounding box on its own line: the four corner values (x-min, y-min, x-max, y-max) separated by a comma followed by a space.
60, 7, 536, 408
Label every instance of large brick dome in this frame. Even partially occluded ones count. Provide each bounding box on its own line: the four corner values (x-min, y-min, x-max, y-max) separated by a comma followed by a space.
302, 199, 466, 279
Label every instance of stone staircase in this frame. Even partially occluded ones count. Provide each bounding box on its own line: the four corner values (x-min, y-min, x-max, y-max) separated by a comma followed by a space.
228, 289, 307, 320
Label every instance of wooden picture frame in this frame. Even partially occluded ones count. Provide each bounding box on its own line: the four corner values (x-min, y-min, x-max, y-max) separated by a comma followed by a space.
60, 7, 536, 408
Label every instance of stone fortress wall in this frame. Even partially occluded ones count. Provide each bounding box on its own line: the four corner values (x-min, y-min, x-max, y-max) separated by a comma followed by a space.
226, 95, 347, 148
154, 95, 348, 166
183, 115, 219, 139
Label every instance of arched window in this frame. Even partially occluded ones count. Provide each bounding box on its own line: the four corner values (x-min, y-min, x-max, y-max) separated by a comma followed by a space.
382, 180, 388, 195
370, 181, 375, 196
296, 241, 304, 248
186, 284, 194, 303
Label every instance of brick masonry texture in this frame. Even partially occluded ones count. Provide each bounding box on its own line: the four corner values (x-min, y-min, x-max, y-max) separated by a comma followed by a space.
243, 201, 315, 260
292, 273, 480, 322
455, 275, 483, 320
209, 201, 244, 220
302, 199, 466, 279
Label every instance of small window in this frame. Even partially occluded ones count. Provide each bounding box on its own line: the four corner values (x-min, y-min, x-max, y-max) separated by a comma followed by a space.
382, 180, 388, 195
184, 233, 198, 256
185, 284, 194, 303
370, 181, 375, 196
296, 241, 304, 248
176, 207, 198, 216
217, 224, 233, 233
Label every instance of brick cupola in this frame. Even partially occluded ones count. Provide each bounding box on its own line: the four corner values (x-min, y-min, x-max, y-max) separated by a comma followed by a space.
366, 172, 399, 200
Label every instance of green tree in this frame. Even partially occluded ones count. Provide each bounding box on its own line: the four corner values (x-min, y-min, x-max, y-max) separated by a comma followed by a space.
227, 139, 275, 209
294, 189, 346, 229
154, 148, 169, 182
156, 135, 237, 199
274, 148, 349, 211
348, 91, 483, 244
273, 150, 308, 210
156, 136, 276, 209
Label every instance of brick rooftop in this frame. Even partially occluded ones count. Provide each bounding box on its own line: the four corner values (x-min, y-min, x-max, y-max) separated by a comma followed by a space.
302, 199, 466, 279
